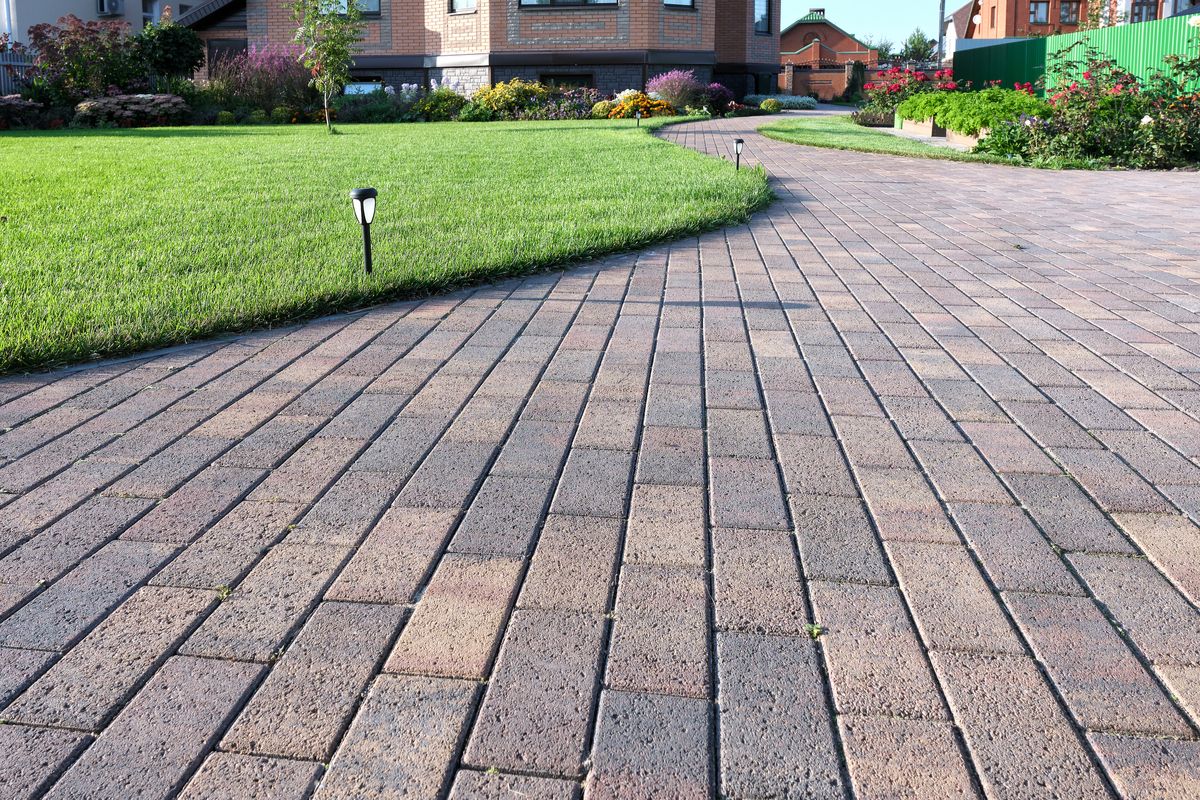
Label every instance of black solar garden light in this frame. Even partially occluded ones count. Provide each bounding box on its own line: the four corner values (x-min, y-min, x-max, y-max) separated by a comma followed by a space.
734, 138, 744, 171
349, 187, 378, 274
636, 110, 642, 127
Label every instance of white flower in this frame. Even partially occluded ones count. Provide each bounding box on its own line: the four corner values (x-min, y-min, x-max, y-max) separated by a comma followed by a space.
1141, 114, 1153, 125
1188, 15, 1200, 29
384, 85, 396, 96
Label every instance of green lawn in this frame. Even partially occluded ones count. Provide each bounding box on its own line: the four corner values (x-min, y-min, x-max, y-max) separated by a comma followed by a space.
758, 114, 1007, 165
0, 119, 768, 372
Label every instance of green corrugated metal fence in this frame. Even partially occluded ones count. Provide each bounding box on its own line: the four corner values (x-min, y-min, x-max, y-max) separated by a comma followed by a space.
954, 16, 1200, 92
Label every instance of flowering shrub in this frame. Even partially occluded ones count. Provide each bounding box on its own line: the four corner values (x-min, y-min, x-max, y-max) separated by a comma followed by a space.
607, 92, 674, 118
206, 44, 314, 112
72, 93, 189, 127
19, 15, 147, 106
760, 98, 782, 113
473, 78, 550, 117
646, 69, 704, 109
514, 87, 601, 120
591, 100, 616, 119
705, 83, 735, 114
859, 67, 957, 122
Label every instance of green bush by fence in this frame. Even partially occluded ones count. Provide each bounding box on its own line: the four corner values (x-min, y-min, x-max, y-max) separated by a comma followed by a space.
954, 16, 1200, 92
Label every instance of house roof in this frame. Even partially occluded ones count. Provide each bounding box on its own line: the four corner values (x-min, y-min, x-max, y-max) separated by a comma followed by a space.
947, 1, 976, 38
780, 10, 873, 51
177, 0, 243, 28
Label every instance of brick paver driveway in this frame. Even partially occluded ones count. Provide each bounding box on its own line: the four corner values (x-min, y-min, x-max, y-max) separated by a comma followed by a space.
3, 115, 1200, 799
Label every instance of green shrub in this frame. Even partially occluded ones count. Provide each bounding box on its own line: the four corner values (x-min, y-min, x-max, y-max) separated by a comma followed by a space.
333, 88, 418, 123
247, 108, 269, 124
456, 101, 494, 122
591, 100, 615, 119
136, 20, 204, 83
899, 88, 1051, 136
270, 105, 294, 124
415, 86, 467, 121
760, 98, 783, 113
216, 110, 236, 125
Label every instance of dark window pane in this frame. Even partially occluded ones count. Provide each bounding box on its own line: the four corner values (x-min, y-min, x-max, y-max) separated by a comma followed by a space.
754, 0, 770, 33
1029, 1, 1049, 24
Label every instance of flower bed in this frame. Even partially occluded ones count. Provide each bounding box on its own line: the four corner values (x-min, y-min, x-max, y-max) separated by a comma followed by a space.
743, 94, 818, 110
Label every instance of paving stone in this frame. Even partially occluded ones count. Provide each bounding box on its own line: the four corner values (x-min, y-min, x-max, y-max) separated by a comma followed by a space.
0, 495, 154, 586
1111, 512, 1200, 604
644, 381, 703, 428
450, 475, 555, 557
0, 540, 175, 650
1052, 447, 1173, 514
518, 515, 622, 612
180, 543, 349, 662
490, 420, 574, 479
464, 609, 604, 776
774, 433, 858, 497
910, 439, 1013, 504
0, 646, 54, 707
790, 492, 891, 584
712, 528, 808, 634
623, 484, 706, 567
1004, 591, 1191, 736
4, 586, 213, 731
222, 601, 406, 760
606, 564, 709, 697
948, 502, 1082, 595
0, 460, 129, 543
932, 651, 1110, 800
43, 656, 262, 800
323, 508, 451, 603
634, 426, 705, 485
885, 541, 1024, 654
121, 466, 266, 545
393, 440, 498, 510
449, 771, 580, 800
550, 448, 634, 518
586, 689, 710, 800
838, 717, 978, 800
249, 437, 364, 504
314, 674, 478, 800
882, 396, 965, 442
1002, 472, 1135, 554
709, 456, 788, 530
151, 500, 303, 589
0, 724, 91, 800
286, 469, 401, 548
178, 753, 323, 800
105, 436, 234, 499
856, 467, 959, 543
1068, 552, 1200, 665
716, 632, 846, 800
809, 581, 946, 720
351, 415, 447, 474
386, 553, 523, 679
1088, 734, 1200, 800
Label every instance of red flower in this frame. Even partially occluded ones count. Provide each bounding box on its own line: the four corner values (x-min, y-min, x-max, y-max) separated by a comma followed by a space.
1082, 71, 1092, 80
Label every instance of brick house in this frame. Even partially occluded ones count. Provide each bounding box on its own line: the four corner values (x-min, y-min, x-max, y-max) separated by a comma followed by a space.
179, 0, 781, 96
776, 8, 873, 100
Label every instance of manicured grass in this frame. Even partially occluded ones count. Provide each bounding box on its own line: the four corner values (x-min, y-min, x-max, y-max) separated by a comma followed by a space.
758, 113, 1008, 165
0, 119, 769, 372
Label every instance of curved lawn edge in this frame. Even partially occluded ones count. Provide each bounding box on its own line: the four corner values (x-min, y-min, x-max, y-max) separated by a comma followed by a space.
756, 113, 1016, 167
0, 119, 770, 373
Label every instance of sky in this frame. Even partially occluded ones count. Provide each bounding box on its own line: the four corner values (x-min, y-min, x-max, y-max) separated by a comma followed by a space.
780, 0, 956, 48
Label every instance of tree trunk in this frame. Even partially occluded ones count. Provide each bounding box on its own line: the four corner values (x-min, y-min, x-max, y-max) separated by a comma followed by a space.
324, 92, 332, 133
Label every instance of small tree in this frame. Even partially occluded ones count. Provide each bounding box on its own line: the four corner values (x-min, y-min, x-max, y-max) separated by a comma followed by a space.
137, 20, 205, 88
290, 0, 365, 132
899, 28, 936, 63
863, 35, 894, 64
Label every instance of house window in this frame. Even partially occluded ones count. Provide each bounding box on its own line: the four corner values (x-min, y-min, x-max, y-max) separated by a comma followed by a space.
540, 73, 594, 88
990, 5, 996, 27
519, 0, 618, 6
336, 0, 382, 14
450, 0, 476, 11
143, 0, 160, 27
207, 38, 247, 67
1130, 0, 1157, 22
1029, 0, 1049, 24
1060, 0, 1080, 23
664, 0, 694, 6
754, 0, 770, 33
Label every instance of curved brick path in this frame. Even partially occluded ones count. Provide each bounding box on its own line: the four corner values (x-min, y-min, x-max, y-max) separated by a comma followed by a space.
3, 115, 1200, 799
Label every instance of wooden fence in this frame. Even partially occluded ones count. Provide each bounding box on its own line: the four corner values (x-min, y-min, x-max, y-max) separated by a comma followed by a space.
0, 52, 32, 96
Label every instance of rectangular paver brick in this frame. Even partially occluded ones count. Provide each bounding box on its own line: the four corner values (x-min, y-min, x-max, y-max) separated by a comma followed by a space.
518, 515, 621, 613
716, 632, 846, 800
1088, 733, 1200, 800
709, 457, 788, 530
222, 601, 407, 760
450, 475, 554, 557
178, 753, 323, 800
550, 448, 634, 519
712, 528, 808, 635
0, 724, 91, 800
44, 655, 262, 800
624, 484, 706, 567
385, 553, 523, 679
838, 717, 978, 800
314, 674, 478, 800
949, 502, 1082, 595
325, 508, 459, 605
463, 609, 604, 776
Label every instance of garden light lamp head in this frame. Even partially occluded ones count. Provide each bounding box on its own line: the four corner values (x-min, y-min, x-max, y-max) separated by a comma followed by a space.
734, 138, 744, 170
349, 187, 378, 274
636, 110, 642, 126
